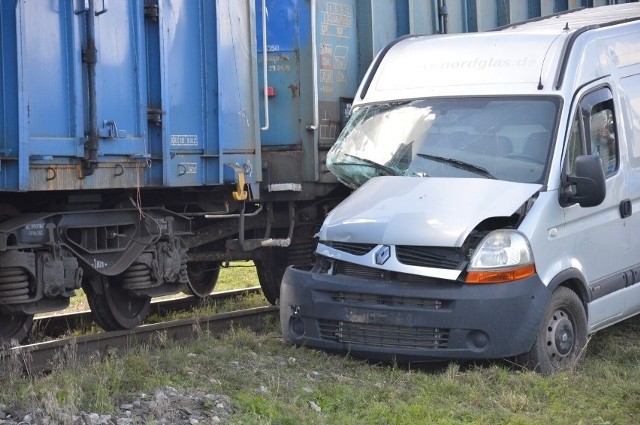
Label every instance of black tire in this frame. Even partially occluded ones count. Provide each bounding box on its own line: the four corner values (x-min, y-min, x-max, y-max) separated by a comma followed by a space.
518, 286, 587, 375
84, 275, 151, 331
255, 247, 288, 305
0, 313, 33, 345
184, 262, 220, 298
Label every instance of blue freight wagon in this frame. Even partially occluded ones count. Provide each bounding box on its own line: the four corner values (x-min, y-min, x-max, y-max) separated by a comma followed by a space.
0, 0, 264, 340
0, 0, 620, 342
0, 0, 412, 342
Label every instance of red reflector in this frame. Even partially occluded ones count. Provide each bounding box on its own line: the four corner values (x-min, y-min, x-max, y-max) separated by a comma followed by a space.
267, 87, 276, 97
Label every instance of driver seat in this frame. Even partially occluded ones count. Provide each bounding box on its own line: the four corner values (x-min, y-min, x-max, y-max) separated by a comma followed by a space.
523, 131, 550, 161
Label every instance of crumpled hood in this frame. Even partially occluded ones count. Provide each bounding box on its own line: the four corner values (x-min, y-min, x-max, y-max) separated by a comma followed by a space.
318, 177, 541, 247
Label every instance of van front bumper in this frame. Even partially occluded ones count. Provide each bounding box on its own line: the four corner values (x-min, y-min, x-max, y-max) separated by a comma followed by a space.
280, 266, 551, 361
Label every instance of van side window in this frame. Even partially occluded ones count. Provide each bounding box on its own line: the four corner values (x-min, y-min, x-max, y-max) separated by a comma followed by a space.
620, 75, 640, 168
565, 88, 618, 190
588, 103, 617, 176
565, 114, 584, 177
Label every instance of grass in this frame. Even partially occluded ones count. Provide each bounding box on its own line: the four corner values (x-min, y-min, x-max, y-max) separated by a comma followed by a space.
10, 265, 640, 423
214, 261, 260, 292
2, 315, 640, 424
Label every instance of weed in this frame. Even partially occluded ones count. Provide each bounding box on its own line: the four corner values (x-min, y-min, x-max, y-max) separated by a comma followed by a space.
215, 261, 259, 292
5, 266, 640, 424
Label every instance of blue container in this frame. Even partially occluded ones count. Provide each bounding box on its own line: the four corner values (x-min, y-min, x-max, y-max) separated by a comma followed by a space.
255, 0, 413, 191
3, 0, 616, 193
0, 0, 260, 192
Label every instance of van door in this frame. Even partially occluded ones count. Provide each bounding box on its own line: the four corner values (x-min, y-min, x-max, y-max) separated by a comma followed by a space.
562, 86, 628, 329
617, 73, 640, 317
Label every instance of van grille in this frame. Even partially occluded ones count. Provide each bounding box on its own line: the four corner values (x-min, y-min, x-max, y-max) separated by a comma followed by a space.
324, 291, 450, 310
396, 246, 467, 270
323, 241, 376, 256
323, 242, 467, 270
336, 262, 386, 280
318, 320, 449, 350
333, 261, 450, 285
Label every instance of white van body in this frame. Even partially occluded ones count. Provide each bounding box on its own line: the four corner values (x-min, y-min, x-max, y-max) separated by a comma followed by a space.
279, 4, 640, 373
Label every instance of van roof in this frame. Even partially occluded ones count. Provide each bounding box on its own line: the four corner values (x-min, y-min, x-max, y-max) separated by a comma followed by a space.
357, 4, 640, 104
501, 3, 640, 32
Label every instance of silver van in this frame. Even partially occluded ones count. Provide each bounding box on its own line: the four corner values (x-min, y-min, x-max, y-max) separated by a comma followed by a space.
279, 4, 640, 374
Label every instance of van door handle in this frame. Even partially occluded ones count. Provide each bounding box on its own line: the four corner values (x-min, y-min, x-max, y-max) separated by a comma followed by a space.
620, 199, 632, 218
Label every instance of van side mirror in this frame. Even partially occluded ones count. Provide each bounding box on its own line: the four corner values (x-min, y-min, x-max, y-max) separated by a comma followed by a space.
562, 155, 606, 207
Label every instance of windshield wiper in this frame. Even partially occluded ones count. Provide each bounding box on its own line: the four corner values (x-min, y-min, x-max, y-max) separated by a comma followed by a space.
417, 153, 496, 179
333, 154, 403, 177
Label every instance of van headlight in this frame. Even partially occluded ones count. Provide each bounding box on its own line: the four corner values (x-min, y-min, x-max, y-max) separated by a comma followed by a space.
466, 230, 536, 284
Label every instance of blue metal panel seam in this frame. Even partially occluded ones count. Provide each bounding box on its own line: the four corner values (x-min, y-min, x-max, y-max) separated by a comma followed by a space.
16, 1, 28, 191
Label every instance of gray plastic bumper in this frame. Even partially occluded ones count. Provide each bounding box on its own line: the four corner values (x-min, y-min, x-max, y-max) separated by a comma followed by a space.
280, 266, 551, 361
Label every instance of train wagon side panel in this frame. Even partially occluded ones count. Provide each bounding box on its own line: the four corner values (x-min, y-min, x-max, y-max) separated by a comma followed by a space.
2, 0, 260, 192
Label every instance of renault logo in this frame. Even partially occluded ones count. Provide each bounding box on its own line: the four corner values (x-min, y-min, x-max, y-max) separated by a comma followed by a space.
375, 245, 391, 265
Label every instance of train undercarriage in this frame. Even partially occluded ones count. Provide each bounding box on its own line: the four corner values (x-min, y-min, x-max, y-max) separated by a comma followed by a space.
0, 184, 345, 344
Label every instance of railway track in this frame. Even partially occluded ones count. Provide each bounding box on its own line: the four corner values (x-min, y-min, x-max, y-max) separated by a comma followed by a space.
1, 286, 278, 375
30, 286, 264, 340
4, 305, 279, 375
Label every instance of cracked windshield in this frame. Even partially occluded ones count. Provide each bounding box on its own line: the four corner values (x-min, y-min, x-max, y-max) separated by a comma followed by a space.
327, 97, 559, 189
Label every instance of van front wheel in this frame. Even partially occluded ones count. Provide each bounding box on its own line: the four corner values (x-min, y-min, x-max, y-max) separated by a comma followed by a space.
518, 286, 587, 375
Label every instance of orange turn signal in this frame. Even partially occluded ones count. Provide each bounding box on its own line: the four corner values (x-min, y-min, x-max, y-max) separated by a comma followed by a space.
465, 264, 536, 284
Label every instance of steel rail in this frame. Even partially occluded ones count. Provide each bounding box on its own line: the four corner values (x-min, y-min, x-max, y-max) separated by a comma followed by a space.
5, 305, 278, 375
31, 286, 263, 339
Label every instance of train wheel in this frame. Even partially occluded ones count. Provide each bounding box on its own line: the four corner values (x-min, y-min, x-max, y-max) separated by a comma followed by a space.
184, 262, 220, 298
255, 247, 287, 305
0, 313, 33, 345
85, 275, 151, 331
